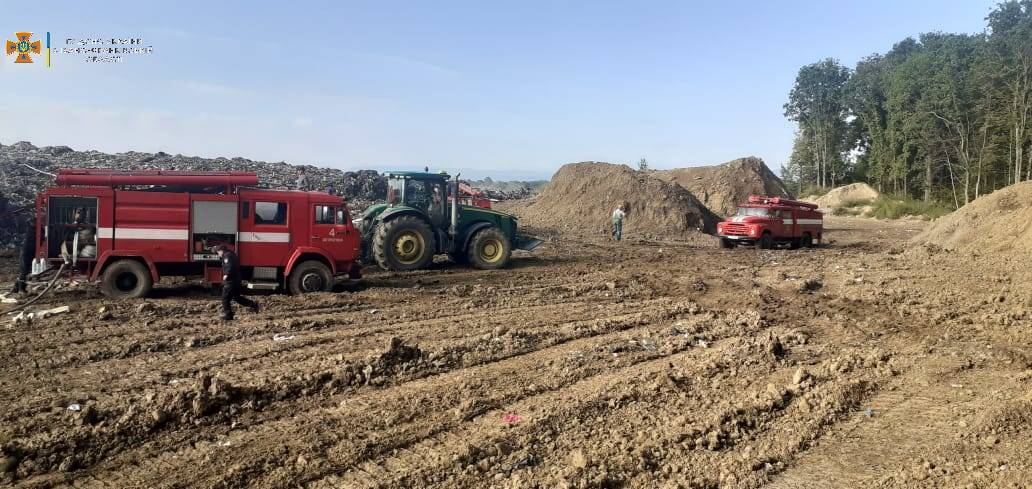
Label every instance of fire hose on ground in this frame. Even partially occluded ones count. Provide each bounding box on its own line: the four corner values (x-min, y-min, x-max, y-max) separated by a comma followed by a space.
3, 264, 68, 315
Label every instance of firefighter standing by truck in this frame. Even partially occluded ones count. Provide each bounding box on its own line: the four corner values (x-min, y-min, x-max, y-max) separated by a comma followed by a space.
215, 244, 259, 320
11, 216, 36, 295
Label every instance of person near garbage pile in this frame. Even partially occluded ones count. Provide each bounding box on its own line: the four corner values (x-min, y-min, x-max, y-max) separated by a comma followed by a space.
11, 216, 36, 295
296, 168, 309, 191
215, 244, 259, 321
611, 203, 627, 241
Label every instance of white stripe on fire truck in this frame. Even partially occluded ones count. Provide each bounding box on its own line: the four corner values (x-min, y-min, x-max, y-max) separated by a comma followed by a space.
239, 232, 291, 243
96, 227, 189, 240
782, 219, 822, 225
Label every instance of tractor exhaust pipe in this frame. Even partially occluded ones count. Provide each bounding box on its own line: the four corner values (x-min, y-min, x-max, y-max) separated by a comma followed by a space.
450, 173, 460, 237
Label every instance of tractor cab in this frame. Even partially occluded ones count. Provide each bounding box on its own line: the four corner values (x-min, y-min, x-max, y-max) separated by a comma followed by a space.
385, 171, 449, 227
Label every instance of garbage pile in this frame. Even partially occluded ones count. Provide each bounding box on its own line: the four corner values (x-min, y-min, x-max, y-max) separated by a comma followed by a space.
467, 177, 547, 201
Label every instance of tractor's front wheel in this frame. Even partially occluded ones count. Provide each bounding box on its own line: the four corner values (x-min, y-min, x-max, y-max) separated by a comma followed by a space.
467, 227, 512, 270
373, 216, 435, 271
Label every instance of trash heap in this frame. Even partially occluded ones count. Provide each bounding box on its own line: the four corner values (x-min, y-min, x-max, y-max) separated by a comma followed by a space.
467, 177, 547, 201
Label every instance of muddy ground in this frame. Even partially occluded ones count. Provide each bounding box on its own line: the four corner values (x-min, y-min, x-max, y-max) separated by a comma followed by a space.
1, 216, 1030, 488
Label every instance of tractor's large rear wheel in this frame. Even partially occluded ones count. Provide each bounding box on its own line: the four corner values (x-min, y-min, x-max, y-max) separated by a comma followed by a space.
467, 227, 512, 270
373, 216, 435, 271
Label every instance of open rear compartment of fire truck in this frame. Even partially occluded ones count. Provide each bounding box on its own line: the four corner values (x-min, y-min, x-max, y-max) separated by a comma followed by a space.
43, 195, 100, 271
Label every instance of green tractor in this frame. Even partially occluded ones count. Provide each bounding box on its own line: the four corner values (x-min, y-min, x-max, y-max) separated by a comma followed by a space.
355, 171, 541, 271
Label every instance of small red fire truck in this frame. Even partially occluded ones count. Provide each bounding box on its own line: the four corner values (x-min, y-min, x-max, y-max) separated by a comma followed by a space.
716, 195, 823, 249
31, 169, 362, 298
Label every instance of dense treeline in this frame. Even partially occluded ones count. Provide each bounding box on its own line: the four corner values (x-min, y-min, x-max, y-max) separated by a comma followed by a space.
782, 0, 1032, 207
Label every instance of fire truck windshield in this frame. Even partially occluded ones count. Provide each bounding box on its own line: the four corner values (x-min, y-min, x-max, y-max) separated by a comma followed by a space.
736, 207, 769, 217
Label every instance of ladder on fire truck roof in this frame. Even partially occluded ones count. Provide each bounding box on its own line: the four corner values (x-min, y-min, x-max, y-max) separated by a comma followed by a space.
746, 195, 818, 210
55, 168, 259, 189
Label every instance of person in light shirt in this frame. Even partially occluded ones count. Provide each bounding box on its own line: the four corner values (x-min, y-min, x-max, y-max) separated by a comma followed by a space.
611, 204, 626, 241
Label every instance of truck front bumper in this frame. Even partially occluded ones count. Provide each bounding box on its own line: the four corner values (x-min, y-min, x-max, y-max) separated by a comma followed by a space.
720, 235, 756, 244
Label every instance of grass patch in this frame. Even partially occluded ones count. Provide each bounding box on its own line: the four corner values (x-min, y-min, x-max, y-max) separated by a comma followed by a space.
869, 195, 950, 220
830, 197, 874, 216
796, 184, 832, 198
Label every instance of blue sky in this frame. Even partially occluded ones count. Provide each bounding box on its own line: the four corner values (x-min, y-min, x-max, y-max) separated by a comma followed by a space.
0, 0, 997, 179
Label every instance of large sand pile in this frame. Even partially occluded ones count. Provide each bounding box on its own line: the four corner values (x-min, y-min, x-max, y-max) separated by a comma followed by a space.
510, 162, 719, 238
809, 183, 881, 210
910, 181, 1032, 254
654, 157, 792, 217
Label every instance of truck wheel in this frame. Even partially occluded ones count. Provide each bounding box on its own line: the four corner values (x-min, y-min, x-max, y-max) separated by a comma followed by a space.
288, 260, 333, 294
373, 216, 434, 271
467, 227, 512, 270
758, 232, 773, 250
802, 232, 814, 248
719, 238, 736, 249
101, 259, 153, 299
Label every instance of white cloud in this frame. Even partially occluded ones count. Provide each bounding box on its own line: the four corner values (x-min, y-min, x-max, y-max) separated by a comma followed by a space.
292, 116, 313, 128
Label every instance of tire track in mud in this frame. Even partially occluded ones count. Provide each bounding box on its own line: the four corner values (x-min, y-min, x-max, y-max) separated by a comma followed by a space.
0, 271, 651, 404
310, 314, 895, 489
0, 295, 653, 419
6, 297, 688, 486
2, 270, 660, 435
46, 301, 704, 488
0, 271, 634, 374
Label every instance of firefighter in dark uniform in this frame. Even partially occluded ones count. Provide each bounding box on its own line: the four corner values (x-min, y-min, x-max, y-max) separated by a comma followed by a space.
215, 244, 259, 320
11, 216, 36, 295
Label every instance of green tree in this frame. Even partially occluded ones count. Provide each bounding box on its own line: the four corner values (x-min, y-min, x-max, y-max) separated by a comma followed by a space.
988, 0, 1032, 184
784, 59, 852, 188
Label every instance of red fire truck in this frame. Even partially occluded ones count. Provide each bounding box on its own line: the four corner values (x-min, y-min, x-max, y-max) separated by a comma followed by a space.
716, 195, 823, 249
457, 182, 493, 209
31, 169, 362, 298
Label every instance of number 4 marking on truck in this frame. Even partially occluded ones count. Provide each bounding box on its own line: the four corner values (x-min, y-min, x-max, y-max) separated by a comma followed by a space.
328, 228, 336, 237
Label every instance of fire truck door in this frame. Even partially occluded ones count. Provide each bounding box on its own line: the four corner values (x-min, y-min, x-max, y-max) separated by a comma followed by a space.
241, 200, 291, 266
311, 204, 352, 260
778, 210, 795, 237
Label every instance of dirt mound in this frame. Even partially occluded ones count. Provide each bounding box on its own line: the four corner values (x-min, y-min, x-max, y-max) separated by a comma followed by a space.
510, 162, 719, 237
810, 183, 880, 210
654, 157, 792, 218
910, 181, 1032, 254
